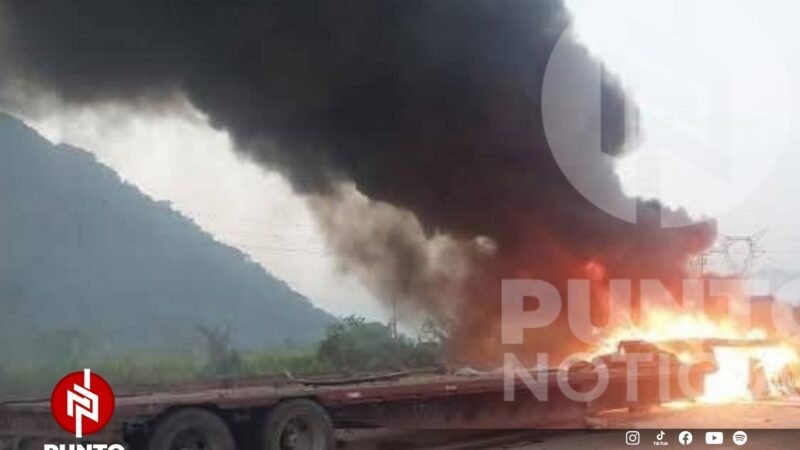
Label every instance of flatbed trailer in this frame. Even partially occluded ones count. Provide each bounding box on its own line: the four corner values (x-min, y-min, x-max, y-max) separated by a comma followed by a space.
0, 363, 706, 450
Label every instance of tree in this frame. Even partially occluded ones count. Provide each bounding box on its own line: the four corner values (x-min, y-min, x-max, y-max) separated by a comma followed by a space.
317, 316, 442, 372
195, 324, 243, 377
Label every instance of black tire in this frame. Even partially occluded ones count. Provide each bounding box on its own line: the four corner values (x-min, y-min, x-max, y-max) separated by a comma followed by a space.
260, 399, 334, 450
148, 408, 235, 450
16, 438, 45, 450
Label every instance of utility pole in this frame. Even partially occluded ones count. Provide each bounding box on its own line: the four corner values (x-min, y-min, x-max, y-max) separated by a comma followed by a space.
720, 229, 766, 277
694, 229, 766, 277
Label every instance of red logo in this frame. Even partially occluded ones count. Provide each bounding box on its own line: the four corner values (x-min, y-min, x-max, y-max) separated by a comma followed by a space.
50, 369, 115, 438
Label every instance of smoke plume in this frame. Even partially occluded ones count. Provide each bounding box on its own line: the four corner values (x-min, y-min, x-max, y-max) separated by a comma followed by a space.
0, 0, 715, 362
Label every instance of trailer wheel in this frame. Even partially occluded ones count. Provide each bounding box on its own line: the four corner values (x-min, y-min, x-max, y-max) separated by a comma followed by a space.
260, 399, 334, 450
148, 408, 235, 450
16, 438, 45, 450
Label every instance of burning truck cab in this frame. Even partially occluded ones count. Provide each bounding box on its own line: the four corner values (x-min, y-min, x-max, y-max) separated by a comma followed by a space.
586, 336, 800, 412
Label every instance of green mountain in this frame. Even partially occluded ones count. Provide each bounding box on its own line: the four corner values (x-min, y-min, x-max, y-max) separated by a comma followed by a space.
0, 113, 335, 363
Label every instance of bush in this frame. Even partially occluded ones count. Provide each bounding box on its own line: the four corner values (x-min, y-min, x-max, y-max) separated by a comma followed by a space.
0, 318, 445, 398
317, 316, 442, 372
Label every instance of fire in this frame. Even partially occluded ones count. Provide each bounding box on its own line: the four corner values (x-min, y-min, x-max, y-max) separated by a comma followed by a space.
598, 311, 799, 403
701, 344, 798, 403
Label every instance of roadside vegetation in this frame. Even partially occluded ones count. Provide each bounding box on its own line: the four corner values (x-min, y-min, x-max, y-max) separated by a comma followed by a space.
0, 316, 445, 399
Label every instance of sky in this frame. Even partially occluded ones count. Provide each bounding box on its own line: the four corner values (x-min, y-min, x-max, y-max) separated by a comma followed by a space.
8, 0, 800, 318
564, 0, 800, 284
18, 104, 386, 321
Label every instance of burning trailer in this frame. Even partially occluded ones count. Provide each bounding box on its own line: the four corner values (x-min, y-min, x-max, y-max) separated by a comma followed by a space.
1, 0, 799, 447
3, 333, 796, 450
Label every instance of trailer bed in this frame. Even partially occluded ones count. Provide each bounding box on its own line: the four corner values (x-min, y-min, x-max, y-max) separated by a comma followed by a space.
0, 363, 705, 445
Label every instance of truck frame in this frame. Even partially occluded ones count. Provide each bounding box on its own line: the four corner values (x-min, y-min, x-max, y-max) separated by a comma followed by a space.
0, 359, 705, 450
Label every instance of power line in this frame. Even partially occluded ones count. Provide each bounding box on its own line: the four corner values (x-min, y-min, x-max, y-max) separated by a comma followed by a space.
695, 229, 767, 277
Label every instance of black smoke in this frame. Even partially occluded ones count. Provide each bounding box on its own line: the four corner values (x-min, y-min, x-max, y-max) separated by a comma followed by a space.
0, 0, 715, 362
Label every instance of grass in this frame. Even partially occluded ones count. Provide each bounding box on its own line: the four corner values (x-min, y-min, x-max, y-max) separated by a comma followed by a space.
0, 317, 444, 399
0, 347, 328, 399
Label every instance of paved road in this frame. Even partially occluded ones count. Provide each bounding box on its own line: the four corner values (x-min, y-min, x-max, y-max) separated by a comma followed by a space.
512, 401, 800, 449
339, 400, 800, 449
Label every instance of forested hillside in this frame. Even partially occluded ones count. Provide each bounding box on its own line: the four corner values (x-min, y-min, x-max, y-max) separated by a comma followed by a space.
0, 113, 335, 365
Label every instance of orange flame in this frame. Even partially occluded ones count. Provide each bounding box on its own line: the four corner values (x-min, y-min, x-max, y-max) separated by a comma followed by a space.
597, 310, 799, 403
